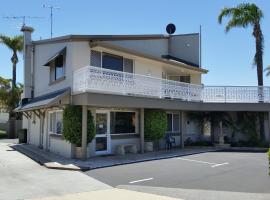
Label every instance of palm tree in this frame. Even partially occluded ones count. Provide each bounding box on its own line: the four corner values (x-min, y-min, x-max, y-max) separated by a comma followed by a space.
218, 3, 265, 140
264, 66, 270, 77
0, 35, 23, 88
218, 3, 264, 86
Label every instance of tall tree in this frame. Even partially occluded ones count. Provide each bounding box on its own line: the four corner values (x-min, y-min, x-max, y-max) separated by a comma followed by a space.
0, 35, 23, 88
218, 3, 264, 86
218, 3, 265, 140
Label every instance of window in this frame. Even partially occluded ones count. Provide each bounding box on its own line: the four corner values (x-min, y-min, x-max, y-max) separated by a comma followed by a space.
168, 75, 190, 83
55, 55, 64, 80
180, 76, 190, 83
90, 50, 102, 67
123, 58, 134, 73
110, 111, 136, 134
102, 53, 123, 71
167, 113, 180, 132
50, 55, 65, 82
90, 50, 134, 73
49, 111, 63, 134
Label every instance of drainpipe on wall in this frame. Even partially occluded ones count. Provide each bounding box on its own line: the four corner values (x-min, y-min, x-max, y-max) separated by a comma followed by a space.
21, 26, 34, 99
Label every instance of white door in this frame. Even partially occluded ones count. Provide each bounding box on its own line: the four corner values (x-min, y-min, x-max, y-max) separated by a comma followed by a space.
95, 111, 111, 155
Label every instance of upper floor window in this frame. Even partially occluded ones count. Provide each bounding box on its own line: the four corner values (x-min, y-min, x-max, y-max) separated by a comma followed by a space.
90, 50, 133, 73
168, 75, 190, 83
54, 55, 64, 80
43, 47, 66, 84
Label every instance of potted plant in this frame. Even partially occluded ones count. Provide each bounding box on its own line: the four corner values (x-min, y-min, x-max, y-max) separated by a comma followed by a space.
63, 105, 95, 159
144, 109, 167, 152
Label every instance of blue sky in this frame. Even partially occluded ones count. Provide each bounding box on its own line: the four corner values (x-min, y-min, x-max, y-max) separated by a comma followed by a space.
0, 0, 269, 86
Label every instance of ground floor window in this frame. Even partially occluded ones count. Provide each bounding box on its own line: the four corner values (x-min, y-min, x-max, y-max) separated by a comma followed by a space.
49, 110, 63, 134
167, 113, 180, 132
110, 111, 137, 134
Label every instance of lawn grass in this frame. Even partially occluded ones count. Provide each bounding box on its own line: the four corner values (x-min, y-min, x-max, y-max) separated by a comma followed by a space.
0, 130, 7, 139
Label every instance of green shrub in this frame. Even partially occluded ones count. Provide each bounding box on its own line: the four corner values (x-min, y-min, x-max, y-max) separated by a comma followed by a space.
144, 109, 167, 142
63, 105, 95, 147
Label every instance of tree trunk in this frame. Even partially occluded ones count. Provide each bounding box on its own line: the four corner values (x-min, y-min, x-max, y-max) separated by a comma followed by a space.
253, 23, 265, 140
12, 62, 16, 88
253, 23, 263, 87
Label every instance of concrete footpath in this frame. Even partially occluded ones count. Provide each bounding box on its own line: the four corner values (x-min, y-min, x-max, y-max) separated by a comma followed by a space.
28, 188, 182, 200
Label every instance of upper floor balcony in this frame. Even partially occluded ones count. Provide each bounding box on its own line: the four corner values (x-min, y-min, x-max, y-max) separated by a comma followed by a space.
73, 66, 270, 103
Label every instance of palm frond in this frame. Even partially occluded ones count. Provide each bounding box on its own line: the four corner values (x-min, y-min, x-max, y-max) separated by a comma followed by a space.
0, 34, 23, 52
264, 66, 270, 76
218, 3, 263, 32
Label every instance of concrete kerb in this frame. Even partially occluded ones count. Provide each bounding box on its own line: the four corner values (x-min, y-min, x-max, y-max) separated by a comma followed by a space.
9, 144, 269, 171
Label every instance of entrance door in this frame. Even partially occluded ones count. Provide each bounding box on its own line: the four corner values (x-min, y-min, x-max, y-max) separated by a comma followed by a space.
95, 111, 110, 155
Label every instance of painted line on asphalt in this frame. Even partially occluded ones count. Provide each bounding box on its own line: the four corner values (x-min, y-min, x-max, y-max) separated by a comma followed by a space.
129, 178, 154, 184
176, 158, 229, 168
211, 163, 229, 168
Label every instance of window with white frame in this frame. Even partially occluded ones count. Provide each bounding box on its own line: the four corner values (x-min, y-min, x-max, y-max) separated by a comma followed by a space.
167, 113, 180, 132
90, 50, 134, 73
49, 110, 63, 134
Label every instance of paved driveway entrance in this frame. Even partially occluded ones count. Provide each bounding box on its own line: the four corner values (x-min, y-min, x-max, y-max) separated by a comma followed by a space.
0, 140, 110, 200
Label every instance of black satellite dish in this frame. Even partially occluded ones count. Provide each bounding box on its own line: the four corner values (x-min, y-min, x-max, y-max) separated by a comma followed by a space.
166, 23, 176, 35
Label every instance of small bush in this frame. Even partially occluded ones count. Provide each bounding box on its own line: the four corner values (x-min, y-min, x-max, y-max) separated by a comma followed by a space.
144, 109, 167, 142
63, 105, 95, 147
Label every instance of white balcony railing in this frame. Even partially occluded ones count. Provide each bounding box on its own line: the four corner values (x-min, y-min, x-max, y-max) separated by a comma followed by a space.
73, 66, 270, 103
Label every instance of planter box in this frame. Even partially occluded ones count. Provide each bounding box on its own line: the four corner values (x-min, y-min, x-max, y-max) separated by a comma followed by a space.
75, 147, 83, 159
144, 141, 153, 152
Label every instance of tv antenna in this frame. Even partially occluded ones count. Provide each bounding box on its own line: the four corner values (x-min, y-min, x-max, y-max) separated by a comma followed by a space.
43, 5, 60, 38
3, 15, 42, 26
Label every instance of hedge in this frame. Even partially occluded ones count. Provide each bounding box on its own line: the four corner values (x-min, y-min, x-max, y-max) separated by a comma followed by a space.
63, 105, 95, 147
144, 109, 167, 142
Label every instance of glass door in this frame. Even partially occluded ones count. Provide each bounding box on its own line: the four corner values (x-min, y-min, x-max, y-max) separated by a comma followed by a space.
95, 111, 110, 155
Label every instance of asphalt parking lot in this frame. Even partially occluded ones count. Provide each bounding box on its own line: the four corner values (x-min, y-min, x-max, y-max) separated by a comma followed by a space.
85, 151, 270, 194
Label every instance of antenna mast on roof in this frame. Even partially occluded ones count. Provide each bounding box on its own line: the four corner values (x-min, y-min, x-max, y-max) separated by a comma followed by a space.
199, 25, 202, 68
3, 15, 42, 26
43, 5, 60, 38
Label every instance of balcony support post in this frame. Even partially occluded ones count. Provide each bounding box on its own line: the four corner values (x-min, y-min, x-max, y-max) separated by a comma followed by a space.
140, 108, 145, 153
265, 111, 270, 144
180, 111, 186, 149
81, 105, 88, 160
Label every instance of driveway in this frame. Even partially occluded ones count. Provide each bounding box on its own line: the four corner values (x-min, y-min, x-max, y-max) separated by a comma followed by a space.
0, 139, 110, 200
85, 151, 270, 200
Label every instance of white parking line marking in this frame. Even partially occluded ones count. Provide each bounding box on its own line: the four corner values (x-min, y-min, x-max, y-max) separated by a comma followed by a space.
129, 178, 153, 184
176, 158, 229, 168
211, 163, 229, 168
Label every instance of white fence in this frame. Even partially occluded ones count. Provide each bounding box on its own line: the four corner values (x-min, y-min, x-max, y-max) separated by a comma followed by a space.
73, 66, 270, 103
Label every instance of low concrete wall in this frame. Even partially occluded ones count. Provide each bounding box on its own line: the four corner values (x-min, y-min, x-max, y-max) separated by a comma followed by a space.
111, 138, 140, 154
49, 135, 73, 158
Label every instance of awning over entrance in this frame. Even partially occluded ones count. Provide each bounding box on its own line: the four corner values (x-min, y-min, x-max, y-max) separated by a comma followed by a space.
43, 47, 66, 67
15, 87, 70, 112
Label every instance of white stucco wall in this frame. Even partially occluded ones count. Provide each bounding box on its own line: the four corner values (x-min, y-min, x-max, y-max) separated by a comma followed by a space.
28, 113, 40, 146
0, 112, 9, 123
34, 42, 73, 96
